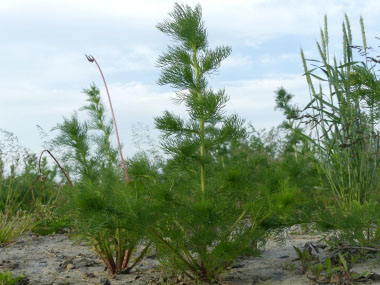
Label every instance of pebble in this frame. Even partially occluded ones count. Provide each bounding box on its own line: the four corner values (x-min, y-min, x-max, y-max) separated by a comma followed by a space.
100, 278, 111, 285
84, 272, 97, 278
66, 263, 75, 271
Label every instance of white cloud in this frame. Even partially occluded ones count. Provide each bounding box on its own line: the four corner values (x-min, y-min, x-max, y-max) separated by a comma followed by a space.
222, 55, 254, 69
201, 0, 380, 42
0, 44, 94, 87
1, 0, 379, 156
258, 53, 299, 64
225, 74, 310, 117
104, 82, 174, 115
97, 45, 159, 73
0, 0, 172, 24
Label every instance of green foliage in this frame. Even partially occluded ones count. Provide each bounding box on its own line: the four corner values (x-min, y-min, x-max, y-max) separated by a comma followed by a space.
299, 15, 380, 205
52, 112, 94, 180
53, 84, 158, 274
293, 246, 314, 273
0, 137, 58, 213
307, 257, 342, 283
293, 244, 372, 284
276, 14, 380, 249
32, 200, 72, 235
0, 130, 67, 242
303, 252, 371, 284
0, 271, 24, 285
151, 3, 309, 282
0, 209, 34, 245
317, 200, 380, 247
155, 3, 244, 196
274, 88, 311, 156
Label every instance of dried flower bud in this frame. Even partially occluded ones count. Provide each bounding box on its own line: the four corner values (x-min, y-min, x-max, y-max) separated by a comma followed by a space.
85, 54, 95, 62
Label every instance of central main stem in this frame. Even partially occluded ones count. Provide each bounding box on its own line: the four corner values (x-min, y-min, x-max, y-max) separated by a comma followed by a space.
193, 48, 206, 195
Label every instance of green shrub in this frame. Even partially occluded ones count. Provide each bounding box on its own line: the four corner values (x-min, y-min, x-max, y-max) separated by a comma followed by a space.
0, 209, 34, 245
149, 3, 307, 282
0, 271, 24, 285
0, 130, 59, 213
53, 84, 158, 274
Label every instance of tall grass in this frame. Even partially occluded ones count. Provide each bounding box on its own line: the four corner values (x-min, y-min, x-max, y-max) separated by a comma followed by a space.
0, 181, 35, 245
296, 15, 380, 245
0, 209, 34, 245
300, 15, 380, 205
0, 129, 67, 241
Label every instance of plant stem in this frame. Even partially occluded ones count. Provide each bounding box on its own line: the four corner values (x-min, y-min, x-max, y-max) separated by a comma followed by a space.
94, 240, 115, 274
85, 55, 130, 184
150, 228, 199, 273
192, 48, 206, 194
200, 118, 206, 194
127, 242, 152, 272
38, 149, 73, 188
116, 229, 123, 272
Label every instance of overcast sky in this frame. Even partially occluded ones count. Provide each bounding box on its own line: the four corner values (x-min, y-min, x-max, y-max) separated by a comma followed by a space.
1, 0, 379, 156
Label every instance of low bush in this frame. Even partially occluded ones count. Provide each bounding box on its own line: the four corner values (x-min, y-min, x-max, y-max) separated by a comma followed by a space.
0, 209, 34, 245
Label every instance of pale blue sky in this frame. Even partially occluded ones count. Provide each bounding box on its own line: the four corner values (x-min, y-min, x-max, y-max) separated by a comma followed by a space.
1, 0, 379, 156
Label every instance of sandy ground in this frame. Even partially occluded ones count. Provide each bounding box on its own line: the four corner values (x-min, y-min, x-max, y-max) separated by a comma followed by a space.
1, 230, 380, 285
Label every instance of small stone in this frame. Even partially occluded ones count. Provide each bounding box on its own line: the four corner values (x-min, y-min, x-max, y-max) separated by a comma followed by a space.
74, 258, 96, 268
18, 277, 29, 285
66, 263, 75, 271
259, 275, 271, 281
135, 275, 141, 280
9, 262, 19, 270
84, 272, 96, 278
15, 241, 25, 246
147, 253, 156, 259
100, 278, 111, 285
272, 272, 282, 281
231, 263, 244, 269
59, 257, 75, 270
368, 273, 380, 281
57, 228, 70, 234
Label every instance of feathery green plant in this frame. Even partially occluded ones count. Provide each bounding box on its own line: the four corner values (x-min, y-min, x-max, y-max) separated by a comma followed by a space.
53, 84, 157, 275
151, 3, 280, 282
155, 3, 244, 195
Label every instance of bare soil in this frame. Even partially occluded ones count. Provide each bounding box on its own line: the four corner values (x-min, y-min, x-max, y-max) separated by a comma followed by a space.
1, 229, 380, 284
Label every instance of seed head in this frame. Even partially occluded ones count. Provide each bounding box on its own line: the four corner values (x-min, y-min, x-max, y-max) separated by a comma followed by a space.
86, 54, 95, 62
